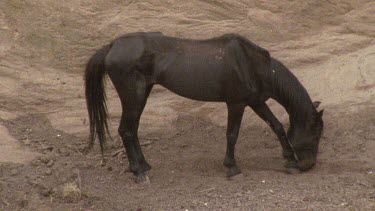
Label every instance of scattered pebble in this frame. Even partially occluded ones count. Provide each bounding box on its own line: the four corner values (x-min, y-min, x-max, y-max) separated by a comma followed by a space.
46, 160, 55, 167
40, 156, 50, 163
59, 148, 70, 156
180, 143, 188, 148
40, 186, 53, 197
60, 177, 67, 184
10, 169, 18, 176
45, 169, 53, 176
31, 159, 41, 167
23, 139, 31, 145
28, 179, 39, 187
40, 145, 54, 151
261, 180, 266, 183
141, 140, 153, 146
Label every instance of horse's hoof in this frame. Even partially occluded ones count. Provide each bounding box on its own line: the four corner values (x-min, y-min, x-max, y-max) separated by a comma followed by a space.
283, 160, 300, 174
284, 167, 300, 175
284, 160, 298, 168
226, 166, 241, 177
135, 174, 150, 184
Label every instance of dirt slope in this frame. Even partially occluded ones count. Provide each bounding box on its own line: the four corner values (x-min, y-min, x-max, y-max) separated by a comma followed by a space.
0, 0, 374, 210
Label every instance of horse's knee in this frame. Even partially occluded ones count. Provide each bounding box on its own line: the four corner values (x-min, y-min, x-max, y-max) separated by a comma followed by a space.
118, 126, 127, 137
227, 134, 238, 145
118, 125, 136, 141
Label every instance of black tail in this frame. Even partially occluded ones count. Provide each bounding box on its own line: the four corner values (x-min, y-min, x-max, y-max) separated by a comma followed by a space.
84, 44, 112, 154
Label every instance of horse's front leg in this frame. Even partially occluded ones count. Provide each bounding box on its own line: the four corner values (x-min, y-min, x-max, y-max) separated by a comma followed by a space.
223, 103, 246, 177
249, 103, 297, 166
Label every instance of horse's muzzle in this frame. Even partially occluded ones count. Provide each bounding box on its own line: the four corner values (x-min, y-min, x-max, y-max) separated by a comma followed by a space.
296, 151, 317, 171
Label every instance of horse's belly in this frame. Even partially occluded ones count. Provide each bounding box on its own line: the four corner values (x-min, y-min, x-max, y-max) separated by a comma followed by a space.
155, 60, 227, 101
158, 72, 225, 102
153, 50, 254, 102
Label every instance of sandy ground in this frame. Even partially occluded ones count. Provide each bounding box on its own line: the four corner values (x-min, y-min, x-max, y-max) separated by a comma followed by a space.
0, 0, 374, 210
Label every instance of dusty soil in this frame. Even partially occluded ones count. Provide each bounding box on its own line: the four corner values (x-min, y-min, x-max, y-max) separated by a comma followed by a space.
0, 0, 374, 210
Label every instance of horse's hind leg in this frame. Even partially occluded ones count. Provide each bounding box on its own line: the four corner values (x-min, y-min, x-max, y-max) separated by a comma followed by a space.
223, 103, 246, 177
249, 103, 295, 163
112, 72, 153, 182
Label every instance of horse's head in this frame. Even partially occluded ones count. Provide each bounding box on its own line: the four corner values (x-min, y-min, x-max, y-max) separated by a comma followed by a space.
288, 101, 324, 171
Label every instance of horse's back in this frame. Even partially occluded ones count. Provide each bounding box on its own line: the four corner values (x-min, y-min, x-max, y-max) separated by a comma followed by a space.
150, 34, 264, 102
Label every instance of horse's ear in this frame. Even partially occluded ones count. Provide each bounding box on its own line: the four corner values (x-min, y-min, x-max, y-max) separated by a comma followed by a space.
313, 101, 321, 108
318, 109, 324, 118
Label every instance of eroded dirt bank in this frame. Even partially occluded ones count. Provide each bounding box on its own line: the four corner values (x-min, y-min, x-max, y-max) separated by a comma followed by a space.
0, 0, 374, 210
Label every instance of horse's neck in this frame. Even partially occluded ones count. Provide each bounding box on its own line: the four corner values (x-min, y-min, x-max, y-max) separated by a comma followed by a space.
269, 59, 315, 126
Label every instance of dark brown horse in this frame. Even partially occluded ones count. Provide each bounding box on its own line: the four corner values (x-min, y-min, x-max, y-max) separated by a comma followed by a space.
85, 32, 324, 182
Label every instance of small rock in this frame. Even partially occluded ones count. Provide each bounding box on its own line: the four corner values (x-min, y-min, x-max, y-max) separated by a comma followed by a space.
40, 187, 52, 197
40, 145, 54, 151
40, 156, 50, 164
31, 159, 41, 167
28, 179, 39, 187
60, 177, 67, 183
141, 140, 153, 146
45, 169, 53, 176
23, 139, 31, 145
180, 143, 188, 148
59, 148, 70, 156
77, 161, 92, 169
46, 160, 55, 167
340, 202, 348, 206
10, 169, 18, 176
191, 199, 198, 206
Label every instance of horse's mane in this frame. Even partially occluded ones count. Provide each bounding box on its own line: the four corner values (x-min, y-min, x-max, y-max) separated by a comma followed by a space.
269, 58, 315, 125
